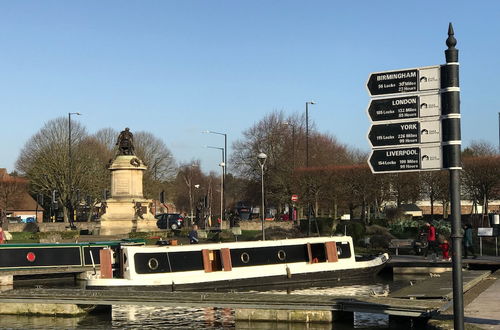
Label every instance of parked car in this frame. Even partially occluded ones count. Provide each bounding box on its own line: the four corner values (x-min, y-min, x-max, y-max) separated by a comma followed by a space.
155, 213, 184, 230
21, 217, 36, 223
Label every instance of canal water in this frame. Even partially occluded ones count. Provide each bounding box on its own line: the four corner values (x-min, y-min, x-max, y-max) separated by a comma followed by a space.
0, 272, 427, 329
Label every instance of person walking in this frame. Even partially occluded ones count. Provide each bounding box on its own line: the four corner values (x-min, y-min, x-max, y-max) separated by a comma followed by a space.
0, 227, 6, 244
463, 224, 476, 258
439, 239, 451, 261
424, 222, 438, 260
188, 224, 199, 244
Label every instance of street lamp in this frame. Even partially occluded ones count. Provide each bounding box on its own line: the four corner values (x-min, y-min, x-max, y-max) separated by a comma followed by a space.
207, 145, 225, 227
68, 112, 81, 225
219, 162, 225, 229
305, 101, 316, 168
203, 130, 227, 220
305, 101, 315, 236
257, 152, 267, 240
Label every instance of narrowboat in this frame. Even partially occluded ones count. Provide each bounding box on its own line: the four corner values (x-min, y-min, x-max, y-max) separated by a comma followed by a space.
0, 240, 144, 272
86, 236, 389, 291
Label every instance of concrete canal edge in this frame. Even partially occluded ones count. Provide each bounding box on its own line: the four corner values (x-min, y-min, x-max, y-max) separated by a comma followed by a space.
235, 309, 341, 323
0, 302, 101, 316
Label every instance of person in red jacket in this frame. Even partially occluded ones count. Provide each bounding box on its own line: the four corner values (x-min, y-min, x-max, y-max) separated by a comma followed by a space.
439, 239, 450, 261
424, 222, 438, 260
0, 227, 5, 244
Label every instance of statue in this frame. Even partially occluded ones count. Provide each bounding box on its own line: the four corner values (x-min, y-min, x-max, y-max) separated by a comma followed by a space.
116, 128, 135, 155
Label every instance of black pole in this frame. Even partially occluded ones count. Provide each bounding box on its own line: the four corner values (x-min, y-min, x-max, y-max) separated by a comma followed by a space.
292, 124, 296, 170
442, 22, 464, 330
306, 102, 309, 168
223, 133, 227, 225
305, 102, 310, 236
68, 113, 73, 225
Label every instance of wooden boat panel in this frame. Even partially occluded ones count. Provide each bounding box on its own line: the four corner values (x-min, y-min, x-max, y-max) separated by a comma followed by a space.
99, 249, 113, 279
220, 248, 232, 271
325, 242, 338, 263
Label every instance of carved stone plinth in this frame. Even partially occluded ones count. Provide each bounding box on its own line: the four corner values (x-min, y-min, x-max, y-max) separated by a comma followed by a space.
99, 155, 157, 235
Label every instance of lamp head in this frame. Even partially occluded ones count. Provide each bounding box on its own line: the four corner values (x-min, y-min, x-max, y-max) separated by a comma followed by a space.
257, 152, 267, 160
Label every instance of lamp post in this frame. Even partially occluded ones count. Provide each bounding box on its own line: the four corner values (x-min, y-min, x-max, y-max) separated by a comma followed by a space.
68, 112, 81, 224
305, 101, 315, 236
204, 131, 227, 220
218, 162, 225, 229
305, 101, 316, 167
207, 146, 225, 227
257, 152, 267, 240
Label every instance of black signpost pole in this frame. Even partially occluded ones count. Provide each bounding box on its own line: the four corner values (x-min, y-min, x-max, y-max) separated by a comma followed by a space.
442, 23, 464, 330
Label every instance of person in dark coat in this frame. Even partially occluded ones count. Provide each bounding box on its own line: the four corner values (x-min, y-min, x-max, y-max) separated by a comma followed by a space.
463, 224, 476, 258
188, 224, 199, 244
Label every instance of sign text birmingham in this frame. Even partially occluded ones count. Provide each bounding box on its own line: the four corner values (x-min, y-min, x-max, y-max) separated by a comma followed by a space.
376, 71, 417, 81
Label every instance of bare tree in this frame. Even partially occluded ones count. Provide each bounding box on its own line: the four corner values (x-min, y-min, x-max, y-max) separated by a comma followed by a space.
133, 131, 177, 199
16, 117, 87, 222
74, 136, 112, 221
462, 155, 500, 217
232, 110, 351, 215
421, 171, 449, 219
173, 161, 206, 221
387, 173, 422, 208
462, 141, 500, 218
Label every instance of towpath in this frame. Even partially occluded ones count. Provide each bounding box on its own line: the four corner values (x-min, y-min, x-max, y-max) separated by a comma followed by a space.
464, 270, 500, 329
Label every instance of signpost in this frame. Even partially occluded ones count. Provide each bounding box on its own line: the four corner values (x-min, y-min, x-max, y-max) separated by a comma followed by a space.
367, 93, 440, 122
368, 145, 442, 173
366, 67, 443, 173
368, 120, 441, 147
365, 24, 464, 330
366, 66, 440, 97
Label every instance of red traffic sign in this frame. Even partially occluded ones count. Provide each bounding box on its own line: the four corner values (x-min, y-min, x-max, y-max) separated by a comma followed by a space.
291, 194, 299, 202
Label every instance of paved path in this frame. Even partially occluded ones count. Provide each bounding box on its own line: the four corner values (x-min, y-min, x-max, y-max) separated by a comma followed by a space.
464, 273, 500, 329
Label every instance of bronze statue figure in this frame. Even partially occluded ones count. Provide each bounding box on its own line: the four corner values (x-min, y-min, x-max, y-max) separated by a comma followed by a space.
116, 127, 135, 155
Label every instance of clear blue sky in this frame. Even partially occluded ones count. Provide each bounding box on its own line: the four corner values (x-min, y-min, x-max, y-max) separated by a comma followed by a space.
1, 1, 499, 174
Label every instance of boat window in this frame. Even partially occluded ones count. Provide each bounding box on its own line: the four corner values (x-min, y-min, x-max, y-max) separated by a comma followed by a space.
148, 258, 159, 270
277, 250, 286, 261
202, 249, 223, 272
240, 252, 250, 264
307, 243, 326, 263
336, 242, 352, 259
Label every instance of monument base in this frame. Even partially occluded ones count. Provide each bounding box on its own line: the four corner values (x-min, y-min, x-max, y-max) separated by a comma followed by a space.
99, 218, 158, 235
99, 199, 157, 235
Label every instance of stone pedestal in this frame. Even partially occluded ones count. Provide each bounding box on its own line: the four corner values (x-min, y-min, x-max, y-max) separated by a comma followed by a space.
99, 155, 157, 235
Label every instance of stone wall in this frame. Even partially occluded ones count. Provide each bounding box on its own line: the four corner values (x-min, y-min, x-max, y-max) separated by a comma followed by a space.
233, 220, 295, 231
7, 222, 100, 233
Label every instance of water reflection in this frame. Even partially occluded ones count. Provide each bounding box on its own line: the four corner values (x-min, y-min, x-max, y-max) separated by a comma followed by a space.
0, 273, 423, 329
